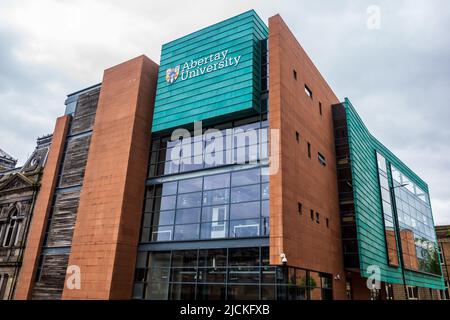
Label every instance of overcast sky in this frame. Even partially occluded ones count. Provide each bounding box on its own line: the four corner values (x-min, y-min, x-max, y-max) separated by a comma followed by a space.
0, 0, 448, 225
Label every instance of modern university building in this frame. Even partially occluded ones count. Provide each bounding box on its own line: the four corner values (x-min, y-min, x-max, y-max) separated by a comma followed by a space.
6, 10, 444, 300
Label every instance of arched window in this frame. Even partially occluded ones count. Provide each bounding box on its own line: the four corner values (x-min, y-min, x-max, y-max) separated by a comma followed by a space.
1, 207, 21, 248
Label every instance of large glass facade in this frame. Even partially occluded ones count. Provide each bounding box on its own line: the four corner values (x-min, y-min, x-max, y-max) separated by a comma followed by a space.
376, 152, 441, 275
141, 167, 269, 242
376, 153, 399, 267
133, 247, 333, 300
148, 116, 269, 177
391, 165, 441, 275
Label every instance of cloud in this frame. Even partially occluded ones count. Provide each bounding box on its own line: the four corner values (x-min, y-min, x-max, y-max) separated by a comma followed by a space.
0, 0, 448, 225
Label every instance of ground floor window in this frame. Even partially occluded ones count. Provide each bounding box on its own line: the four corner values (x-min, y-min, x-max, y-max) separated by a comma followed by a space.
133, 247, 333, 300
441, 281, 450, 300
385, 283, 394, 300
407, 286, 419, 300
345, 280, 352, 300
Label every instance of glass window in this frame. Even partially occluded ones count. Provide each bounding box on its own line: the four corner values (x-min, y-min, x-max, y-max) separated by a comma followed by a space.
146, 282, 170, 300
143, 213, 152, 228
133, 283, 145, 299
229, 247, 259, 266
262, 183, 269, 200
261, 217, 270, 236
153, 211, 175, 226
141, 227, 151, 242
145, 149, 269, 243
231, 169, 260, 186
151, 226, 173, 242
178, 178, 202, 194
230, 219, 260, 238
136, 252, 148, 268
171, 250, 198, 268
379, 175, 389, 190
204, 173, 230, 190
231, 185, 260, 203
391, 164, 440, 275
160, 196, 176, 211
228, 267, 260, 283
175, 208, 201, 224
197, 269, 227, 283
201, 221, 228, 240
228, 285, 260, 300
179, 157, 204, 173
203, 189, 229, 206
170, 283, 196, 300
147, 267, 171, 283
202, 205, 228, 222
148, 252, 171, 269
198, 249, 227, 267
381, 188, 391, 202
382, 201, 392, 216
376, 152, 387, 172
261, 168, 269, 183
177, 192, 202, 209
196, 284, 226, 300
174, 224, 199, 241
161, 182, 178, 196
261, 201, 269, 217
230, 202, 260, 220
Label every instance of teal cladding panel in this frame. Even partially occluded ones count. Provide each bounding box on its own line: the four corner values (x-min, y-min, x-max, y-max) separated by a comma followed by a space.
344, 98, 444, 289
152, 10, 268, 133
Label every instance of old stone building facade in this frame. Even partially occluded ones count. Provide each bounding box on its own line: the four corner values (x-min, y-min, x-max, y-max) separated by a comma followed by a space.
0, 135, 52, 299
0, 149, 17, 172
436, 225, 450, 300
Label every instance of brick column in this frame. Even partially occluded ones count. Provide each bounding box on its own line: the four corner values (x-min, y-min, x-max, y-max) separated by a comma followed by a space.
62, 55, 158, 299
14, 115, 71, 299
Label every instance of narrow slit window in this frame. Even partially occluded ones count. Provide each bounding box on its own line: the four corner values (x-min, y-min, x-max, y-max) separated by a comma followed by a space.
316, 212, 320, 224
318, 152, 327, 166
326, 218, 329, 228
319, 102, 323, 116
304, 85, 313, 98
296, 131, 300, 142
310, 209, 314, 220
298, 202, 303, 214
307, 143, 311, 159
293, 70, 297, 80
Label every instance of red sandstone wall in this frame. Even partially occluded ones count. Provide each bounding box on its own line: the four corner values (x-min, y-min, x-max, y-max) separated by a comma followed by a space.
14, 116, 71, 299
268, 14, 346, 299
61, 55, 158, 299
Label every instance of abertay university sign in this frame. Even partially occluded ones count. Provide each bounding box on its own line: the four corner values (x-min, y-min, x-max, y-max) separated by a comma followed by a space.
152, 10, 268, 132
166, 49, 242, 84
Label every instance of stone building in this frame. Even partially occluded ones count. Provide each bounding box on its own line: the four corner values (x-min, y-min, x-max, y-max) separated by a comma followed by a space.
436, 225, 450, 299
0, 135, 52, 299
0, 149, 17, 172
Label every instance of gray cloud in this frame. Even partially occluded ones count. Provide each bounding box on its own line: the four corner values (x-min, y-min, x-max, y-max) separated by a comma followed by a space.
0, 0, 448, 225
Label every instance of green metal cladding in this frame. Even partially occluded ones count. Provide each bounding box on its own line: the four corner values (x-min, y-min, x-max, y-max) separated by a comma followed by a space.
343, 98, 444, 289
151, 10, 268, 133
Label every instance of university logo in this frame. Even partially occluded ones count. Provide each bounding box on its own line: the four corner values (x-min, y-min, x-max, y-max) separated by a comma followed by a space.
165, 66, 180, 84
